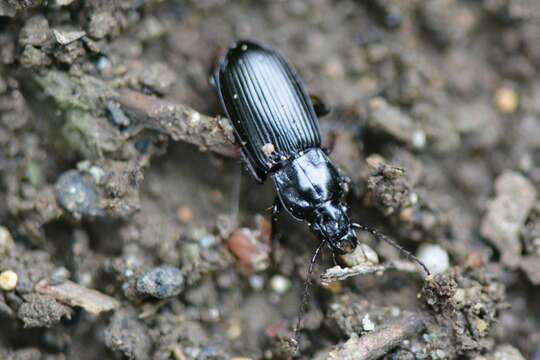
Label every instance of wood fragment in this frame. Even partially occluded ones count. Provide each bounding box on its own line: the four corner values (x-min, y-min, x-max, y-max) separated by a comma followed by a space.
328, 314, 426, 360
35, 279, 120, 315
115, 90, 238, 157
320, 263, 387, 285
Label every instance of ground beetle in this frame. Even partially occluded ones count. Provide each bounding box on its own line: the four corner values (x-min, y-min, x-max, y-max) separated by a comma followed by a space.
212, 40, 429, 275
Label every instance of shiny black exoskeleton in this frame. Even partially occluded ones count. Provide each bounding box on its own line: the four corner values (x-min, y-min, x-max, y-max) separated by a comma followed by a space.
213, 40, 356, 255
213, 40, 430, 275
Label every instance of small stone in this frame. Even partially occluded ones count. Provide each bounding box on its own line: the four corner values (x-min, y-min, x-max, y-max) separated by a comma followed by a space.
269, 275, 291, 294
140, 62, 177, 95
367, 98, 418, 147
340, 243, 379, 267
87, 12, 116, 39
55, 170, 104, 219
0, 226, 15, 256
476, 318, 489, 334
96, 56, 112, 72
54, 0, 75, 6
136, 265, 184, 299
520, 255, 540, 285
435, 349, 447, 359
53, 28, 86, 45
177, 206, 193, 224
20, 45, 52, 68
417, 244, 450, 275
481, 171, 537, 268
226, 228, 270, 275
494, 86, 519, 113
492, 344, 526, 360
19, 15, 50, 46
362, 314, 375, 331
106, 100, 130, 127
0, 270, 18, 291
248, 275, 265, 290
412, 129, 426, 148
452, 288, 466, 307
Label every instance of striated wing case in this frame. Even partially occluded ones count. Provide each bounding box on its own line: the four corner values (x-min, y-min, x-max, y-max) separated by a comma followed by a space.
215, 40, 322, 179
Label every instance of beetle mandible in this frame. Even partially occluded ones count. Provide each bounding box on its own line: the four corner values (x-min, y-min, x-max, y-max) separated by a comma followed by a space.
212, 40, 429, 275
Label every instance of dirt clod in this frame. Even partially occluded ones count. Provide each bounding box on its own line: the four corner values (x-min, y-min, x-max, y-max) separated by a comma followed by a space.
105, 308, 152, 360
17, 294, 72, 328
480, 171, 537, 268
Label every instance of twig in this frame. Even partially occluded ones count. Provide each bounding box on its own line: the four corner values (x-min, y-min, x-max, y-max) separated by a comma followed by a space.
115, 90, 238, 157
35, 279, 120, 315
320, 263, 387, 285
328, 314, 426, 360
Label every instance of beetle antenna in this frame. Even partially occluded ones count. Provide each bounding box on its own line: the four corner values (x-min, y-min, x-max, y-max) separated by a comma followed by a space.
352, 223, 431, 276
293, 239, 326, 348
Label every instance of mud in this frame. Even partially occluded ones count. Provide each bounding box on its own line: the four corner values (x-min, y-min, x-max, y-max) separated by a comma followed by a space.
0, 1, 539, 359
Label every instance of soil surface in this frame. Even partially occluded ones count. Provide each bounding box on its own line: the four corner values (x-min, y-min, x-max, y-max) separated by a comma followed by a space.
1, 1, 539, 359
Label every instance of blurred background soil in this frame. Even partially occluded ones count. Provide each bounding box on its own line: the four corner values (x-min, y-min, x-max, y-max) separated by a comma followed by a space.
0, 0, 539, 359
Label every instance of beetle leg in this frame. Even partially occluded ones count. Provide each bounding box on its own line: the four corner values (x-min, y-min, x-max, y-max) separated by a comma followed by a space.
309, 93, 331, 117
352, 223, 431, 276
271, 198, 283, 245
294, 239, 326, 340
240, 149, 266, 183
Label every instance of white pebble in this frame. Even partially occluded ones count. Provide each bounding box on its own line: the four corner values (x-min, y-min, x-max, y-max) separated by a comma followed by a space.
412, 130, 426, 148
0, 270, 18, 291
362, 314, 375, 331
340, 244, 379, 267
417, 244, 450, 275
248, 275, 264, 291
270, 275, 291, 294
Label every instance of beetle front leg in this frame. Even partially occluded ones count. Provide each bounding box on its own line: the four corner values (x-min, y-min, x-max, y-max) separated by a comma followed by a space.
269, 197, 285, 265
271, 198, 283, 244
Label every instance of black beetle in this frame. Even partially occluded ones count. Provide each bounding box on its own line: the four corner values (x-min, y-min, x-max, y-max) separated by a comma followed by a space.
212, 40, 429, 275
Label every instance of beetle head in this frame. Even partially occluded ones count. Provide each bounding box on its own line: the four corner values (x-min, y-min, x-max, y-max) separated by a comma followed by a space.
309, 201, 357, 254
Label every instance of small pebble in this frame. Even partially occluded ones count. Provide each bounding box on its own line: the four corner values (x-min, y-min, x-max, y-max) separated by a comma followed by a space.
494, 86, 519, 113
136, 266, 184, 299
177, 206, 194, 224
340, 244, 379, 267
52, 28, 86, 45
362, 314, 375, 331
0, 270, 18, 291
96, 56, 112, 72
416, 244, 450, 275
270, 275, 291, 294
412, 129, 427, 148
106, 100, 130, 127
248, 275, 265, 290
476, 318, 489, 334
199, 234, 217, 248
55, 170, 104, 219
0, 226, 15, 256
